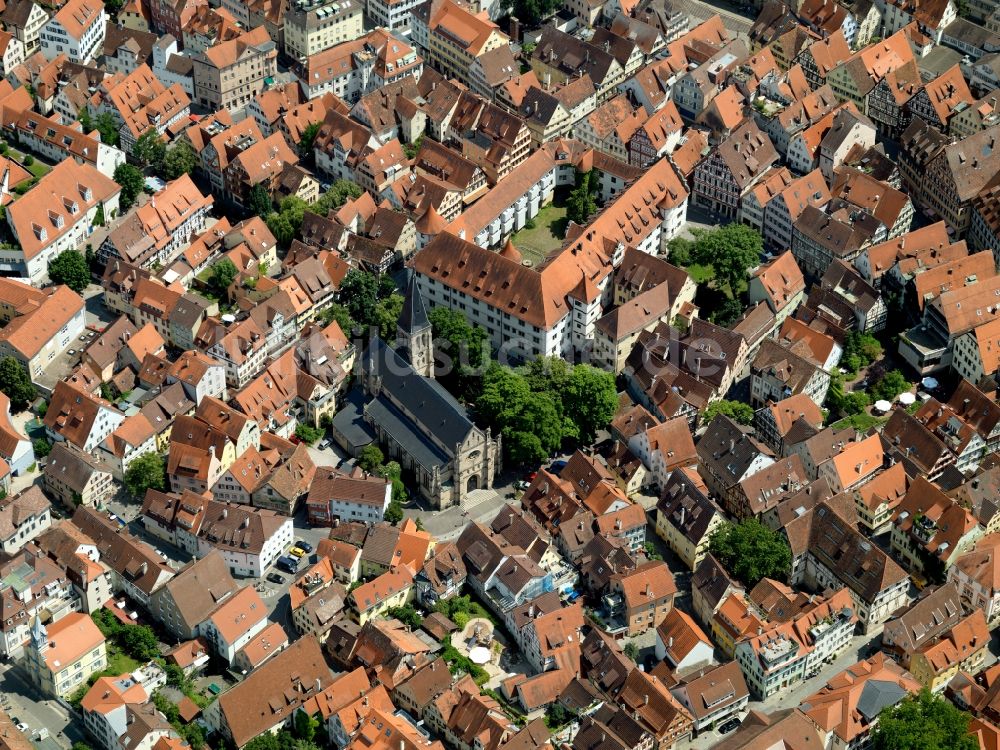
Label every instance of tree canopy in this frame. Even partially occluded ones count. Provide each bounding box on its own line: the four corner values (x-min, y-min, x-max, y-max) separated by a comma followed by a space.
266, 196, 309, 247
114, 163, 144, 212
95, 112, 120, 147
502, 0, 559, 28
133, 129, 166, 171
871, 689, 978, 750
691, 225, 762, 293
702, 400, 754, 426
297, 121, 323, 158
248, 182, 273, 217
429, 307, 489, 396
312, 180, 364, 216
709, 519, 791, 588
476, 358, 615, 465
0, 357, 35, 411
869, 369, 910, 401
124, 452, 166, 498
337, 269, 400, 334
210, 259, 238, 297
358, 445, 384, 473
48, 250, 90, 292
162, 140, 198, 180
566, 168, 598, 226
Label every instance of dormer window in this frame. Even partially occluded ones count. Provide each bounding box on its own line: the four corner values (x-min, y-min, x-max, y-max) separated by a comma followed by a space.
78, 183, 93, 201
48, 209, 64, 229
63, 197, 79, 215
32, 223, 46, 242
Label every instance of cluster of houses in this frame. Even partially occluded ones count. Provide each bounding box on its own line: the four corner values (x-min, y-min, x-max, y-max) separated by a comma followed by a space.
0, 0, 997, 747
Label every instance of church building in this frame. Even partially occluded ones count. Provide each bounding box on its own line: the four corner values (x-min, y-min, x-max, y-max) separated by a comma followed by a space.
356, 276, 501, 508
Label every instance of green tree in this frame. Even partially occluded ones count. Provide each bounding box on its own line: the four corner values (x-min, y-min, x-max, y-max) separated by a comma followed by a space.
124, 452, 166, 498
702, 400, 755, 426
870, 369, 910, 401
297, 122, 322, 158
114, 163, 144, 211
709, 519, 791, 588
118, 622, 160, 659
210, 258, 238, 296
387, 604, 422, 629
544, 703, 574, 730
374, 292, 404, 340
338, 269, 380, 328
843, 331, 883, 367
79, 108, 94, 133
162, 140, 198, 180
384, 498, 404, 525
477, 365, 563, 465
690, 224, 763, 295
96, 112, 120, 147
266, 196, 308, 247
623, 642, 639, 661
293, 710, 320, 742
133, 129, 166, 171
248, 182, 273, 217
72, 742, 96, 750
320, 302, 354, 334
358, 444, 384, 473
402, 133, 425, 159
429, 307, 490, 395
295, 423, 323, 444
566, 169, 598, 226
33, 438, 51, 458
48, 250, 90, 292
871, 689, 978, 750
312, 179, 364, 216
710, 297, 745, 327
564, 364, 616, 443
0, 356, 35, 411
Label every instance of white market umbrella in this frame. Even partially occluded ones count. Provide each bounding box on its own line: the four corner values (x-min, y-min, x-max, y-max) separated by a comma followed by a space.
898, 392, 916, 405
874, 400, 892, 412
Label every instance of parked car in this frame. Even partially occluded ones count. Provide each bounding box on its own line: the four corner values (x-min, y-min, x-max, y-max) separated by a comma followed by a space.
11, 719, 27, 733
550, 459, 568, 474
317, 439, 332, 450
297, 540, 313, 553
276, 556, 298, 574
514, 480, 529, 490
718, 719, 740, 734
289, 546, 306, 558
266, 572, 285, 585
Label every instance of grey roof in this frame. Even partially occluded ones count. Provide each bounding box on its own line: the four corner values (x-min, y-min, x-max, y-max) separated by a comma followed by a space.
398, 274, 429, 336
365, 395, 450, 471
855, 680, 908, 722
364, 337, 475, 451
331, 387, 377, 451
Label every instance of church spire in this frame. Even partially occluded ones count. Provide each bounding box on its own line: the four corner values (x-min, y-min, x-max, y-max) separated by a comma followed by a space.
396, 273, 434, 378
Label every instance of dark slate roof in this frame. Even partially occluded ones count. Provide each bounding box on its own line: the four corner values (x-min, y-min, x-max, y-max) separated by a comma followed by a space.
363, 337, 475, 453
398, 273, 429, 336
331, 387, 377, 451
365, 395, 450, 471
855, 680, 908, 722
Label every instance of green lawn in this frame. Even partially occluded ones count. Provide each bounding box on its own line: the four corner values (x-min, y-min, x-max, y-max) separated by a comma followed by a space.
510, 203, 568, 266
106, 645, 141, 675
831, 412, 889, 432
26, 161, 49, 178
685, 263, 715, 284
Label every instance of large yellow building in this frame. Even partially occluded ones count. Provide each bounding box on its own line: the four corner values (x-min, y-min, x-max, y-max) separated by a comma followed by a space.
27, 613, 107, 698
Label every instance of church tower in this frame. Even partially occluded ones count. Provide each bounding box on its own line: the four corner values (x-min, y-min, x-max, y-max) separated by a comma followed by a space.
397, 274, 434, 378
30, 614, 47, 654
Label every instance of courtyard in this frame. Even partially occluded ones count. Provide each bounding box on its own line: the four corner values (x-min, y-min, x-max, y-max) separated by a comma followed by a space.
510, 196, 569, 266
